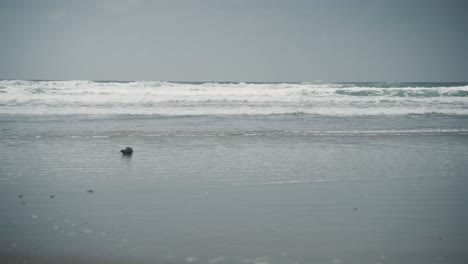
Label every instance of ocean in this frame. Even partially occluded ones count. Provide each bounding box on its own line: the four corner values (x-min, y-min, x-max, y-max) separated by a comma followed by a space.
1, 80, 468, 264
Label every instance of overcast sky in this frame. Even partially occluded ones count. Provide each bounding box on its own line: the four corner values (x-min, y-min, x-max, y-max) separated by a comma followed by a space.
0, 0, 467, 82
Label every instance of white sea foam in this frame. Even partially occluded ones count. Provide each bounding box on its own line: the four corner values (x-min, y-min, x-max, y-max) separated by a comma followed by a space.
1, 80, 467, 116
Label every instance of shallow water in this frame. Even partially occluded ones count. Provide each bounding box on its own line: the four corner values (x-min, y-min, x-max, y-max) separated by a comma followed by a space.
1, 115, 468, 264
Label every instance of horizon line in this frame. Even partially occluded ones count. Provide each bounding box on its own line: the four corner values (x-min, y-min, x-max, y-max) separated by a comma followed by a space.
1, 79, 468, 84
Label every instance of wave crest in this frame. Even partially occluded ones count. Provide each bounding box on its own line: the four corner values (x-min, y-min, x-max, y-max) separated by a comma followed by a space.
1, 80, 468, 116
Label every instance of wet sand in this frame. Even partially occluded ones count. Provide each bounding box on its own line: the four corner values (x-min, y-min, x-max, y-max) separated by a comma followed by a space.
1, 115, 468, 264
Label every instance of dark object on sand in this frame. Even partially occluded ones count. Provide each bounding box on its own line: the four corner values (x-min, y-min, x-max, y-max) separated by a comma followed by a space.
18, 195, 23, 198
87, 189, 94, 193
121, 147, 133, 156
50, 195, 55, 198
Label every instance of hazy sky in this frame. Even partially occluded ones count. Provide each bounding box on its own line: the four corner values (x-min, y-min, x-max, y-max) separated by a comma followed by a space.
0, 0, 467, 81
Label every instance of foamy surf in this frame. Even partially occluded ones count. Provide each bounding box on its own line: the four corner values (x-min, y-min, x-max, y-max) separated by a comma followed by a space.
1, 80, 468, 116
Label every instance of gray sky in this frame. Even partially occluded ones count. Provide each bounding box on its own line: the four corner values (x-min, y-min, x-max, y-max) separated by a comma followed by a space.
0, 0, 467, 82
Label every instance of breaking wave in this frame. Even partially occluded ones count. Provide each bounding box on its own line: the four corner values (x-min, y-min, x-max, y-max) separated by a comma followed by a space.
1, 80, 468, 116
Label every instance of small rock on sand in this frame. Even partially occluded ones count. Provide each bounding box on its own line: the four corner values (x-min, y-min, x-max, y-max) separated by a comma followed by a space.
120, 147, 134, 156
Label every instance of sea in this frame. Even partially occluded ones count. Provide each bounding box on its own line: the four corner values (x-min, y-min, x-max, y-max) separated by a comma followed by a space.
1, 80, 468, 264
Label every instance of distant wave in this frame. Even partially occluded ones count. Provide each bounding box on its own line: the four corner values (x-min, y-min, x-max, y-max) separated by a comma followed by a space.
1, 80, 468, 116
2, 128, 468, 140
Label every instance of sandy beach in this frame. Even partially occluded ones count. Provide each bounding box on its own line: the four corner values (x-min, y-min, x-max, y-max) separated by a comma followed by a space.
1, 113, 468, 264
